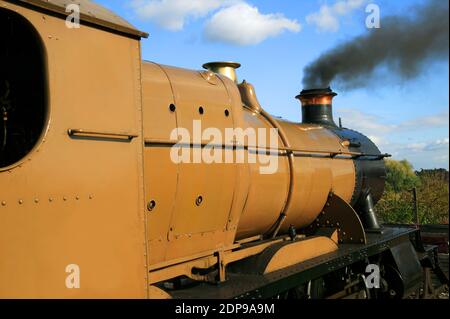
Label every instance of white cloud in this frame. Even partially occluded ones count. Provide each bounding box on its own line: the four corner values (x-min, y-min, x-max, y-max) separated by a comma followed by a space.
399, 113, 450, 130
337, 108, 393, 136
131, 0, 301, 45
306, 0, 366, 32
391, 139, 449, 169
423, 138, 449, 151
433, 154, 450, 163
131, 0, 236, 31
337, 109, 449, 137
204, 3, 301, 46
336, 108, 449, 169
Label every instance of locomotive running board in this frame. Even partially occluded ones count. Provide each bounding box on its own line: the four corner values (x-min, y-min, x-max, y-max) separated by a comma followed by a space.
169, 226, 418, 299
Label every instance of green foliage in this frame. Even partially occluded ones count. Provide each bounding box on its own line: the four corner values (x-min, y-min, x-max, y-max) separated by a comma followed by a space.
384, 159, 421, 192
377, 159, 449, 225
415, 169, 449, 224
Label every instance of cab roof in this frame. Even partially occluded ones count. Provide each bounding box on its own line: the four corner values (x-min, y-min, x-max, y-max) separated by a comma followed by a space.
16, 0, 149, 39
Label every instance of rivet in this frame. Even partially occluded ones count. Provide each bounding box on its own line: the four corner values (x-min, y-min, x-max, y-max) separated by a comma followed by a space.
34, 198, 39, 203
76, 196, 80, 200
195, 196, 203, 206
63, 197, 67, 201
18, 199, 23, 205
147, 200, 156, 212
89, 195, 93, 199
1, 201, 6, 206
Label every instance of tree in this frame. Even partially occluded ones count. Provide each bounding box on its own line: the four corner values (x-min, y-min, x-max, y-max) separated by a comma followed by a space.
416, 169, 449, 224
377, 159, 448, 225
384, 159, 421, 192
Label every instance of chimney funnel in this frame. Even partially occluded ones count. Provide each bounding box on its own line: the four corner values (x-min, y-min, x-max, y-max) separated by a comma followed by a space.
296, 87, 337, 127
203, 62, 241, 83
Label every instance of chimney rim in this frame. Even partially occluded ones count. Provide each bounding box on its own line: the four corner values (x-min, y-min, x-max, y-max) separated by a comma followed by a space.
296, 87, 337, 100
202, 61, 241, 70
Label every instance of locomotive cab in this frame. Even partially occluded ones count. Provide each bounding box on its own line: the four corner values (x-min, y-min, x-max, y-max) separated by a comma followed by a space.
0, 8, 48, 169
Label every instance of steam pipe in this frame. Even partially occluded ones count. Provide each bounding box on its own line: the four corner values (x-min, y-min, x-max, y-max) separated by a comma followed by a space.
358, 191, 381, 231
259, 108, 296, 239
237, 81, 296, 239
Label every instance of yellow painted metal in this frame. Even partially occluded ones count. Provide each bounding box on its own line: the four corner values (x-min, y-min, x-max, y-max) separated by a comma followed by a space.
0, 2, 147, 298
141, 63, 250, 266
148, 286, 172, 299
238, 81, 263, 113
203, 61, 241, 83
307, 194, 367, 244
264, 237, 339, 274
148, 237, 288, 284
140, 62, 355, 278
16, 0, 148, 38
276, 121, 356, 234
0, 0, 363, 298
235, 108, 290, 239
235, 112, 355, 239
149, 254, 218, 283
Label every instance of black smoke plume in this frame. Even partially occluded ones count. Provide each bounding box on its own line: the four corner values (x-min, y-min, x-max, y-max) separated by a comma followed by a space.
302, 0, 449, 90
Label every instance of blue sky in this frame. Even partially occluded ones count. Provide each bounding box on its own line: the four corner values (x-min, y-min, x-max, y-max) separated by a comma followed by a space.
96, 0, 449, 170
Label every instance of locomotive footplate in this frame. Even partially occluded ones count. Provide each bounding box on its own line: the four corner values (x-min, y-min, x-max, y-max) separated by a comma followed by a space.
170, 226, 435, 299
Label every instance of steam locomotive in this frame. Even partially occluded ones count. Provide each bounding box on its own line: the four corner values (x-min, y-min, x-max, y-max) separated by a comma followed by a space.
0, 0, 447, 299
